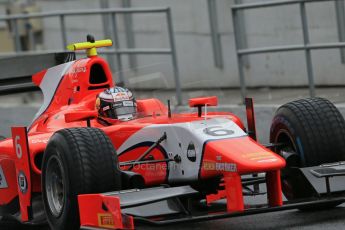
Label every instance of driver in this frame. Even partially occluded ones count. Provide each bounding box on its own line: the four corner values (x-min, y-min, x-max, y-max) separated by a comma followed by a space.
96, 86, 137, 124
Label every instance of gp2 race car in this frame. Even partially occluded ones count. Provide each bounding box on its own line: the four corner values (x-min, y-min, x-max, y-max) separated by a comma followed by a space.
0, 36, 345, 230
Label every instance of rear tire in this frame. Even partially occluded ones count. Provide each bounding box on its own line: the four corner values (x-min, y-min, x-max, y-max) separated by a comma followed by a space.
42, 127, 121, 230
270, 98, 345, 208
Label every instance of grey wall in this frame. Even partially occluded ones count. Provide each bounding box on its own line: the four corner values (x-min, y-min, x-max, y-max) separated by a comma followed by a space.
3, 0, 345, 89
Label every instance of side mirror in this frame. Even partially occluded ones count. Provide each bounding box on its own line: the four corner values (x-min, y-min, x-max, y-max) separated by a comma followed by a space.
189, 96, 218, 108
65, 110, 98, 124
189, 96, 218, 117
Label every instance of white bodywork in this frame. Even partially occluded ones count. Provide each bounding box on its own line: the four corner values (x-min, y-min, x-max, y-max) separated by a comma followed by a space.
117, 118, 247, 183
31, 61, 75, 124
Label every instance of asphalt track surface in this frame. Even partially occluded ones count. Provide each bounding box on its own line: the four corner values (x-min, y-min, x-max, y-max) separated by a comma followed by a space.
1, 203, 345, 229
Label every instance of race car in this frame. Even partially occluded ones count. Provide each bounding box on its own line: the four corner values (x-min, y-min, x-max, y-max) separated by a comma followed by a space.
0, 35, 345, 230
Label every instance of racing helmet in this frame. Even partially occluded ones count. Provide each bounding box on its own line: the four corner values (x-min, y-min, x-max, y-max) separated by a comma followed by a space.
96, 86, 137, 121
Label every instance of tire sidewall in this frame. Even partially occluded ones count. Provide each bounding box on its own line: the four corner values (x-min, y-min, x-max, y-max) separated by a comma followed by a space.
270, 108, 313, 200
270, 100, 345, 205
42, 133, 80, 230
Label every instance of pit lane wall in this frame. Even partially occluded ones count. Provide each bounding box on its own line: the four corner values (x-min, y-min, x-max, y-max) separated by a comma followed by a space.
24, 0, 345, 89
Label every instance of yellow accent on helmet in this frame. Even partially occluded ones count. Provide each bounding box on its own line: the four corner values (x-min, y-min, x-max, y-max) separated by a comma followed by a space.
67, 39, 113, 57
95, 97, 101, 110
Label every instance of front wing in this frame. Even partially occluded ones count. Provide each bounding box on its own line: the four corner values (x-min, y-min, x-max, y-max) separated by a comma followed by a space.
78, 163, 345, 230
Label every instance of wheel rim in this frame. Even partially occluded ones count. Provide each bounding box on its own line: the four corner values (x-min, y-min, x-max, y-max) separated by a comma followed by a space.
274, 129, 307, 199
275, 130, 296, 152
45, 155, 65, 217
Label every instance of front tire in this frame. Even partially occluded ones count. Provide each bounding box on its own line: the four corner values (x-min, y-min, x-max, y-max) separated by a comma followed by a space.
42, 127, 121, 230
270, 98, 345, 208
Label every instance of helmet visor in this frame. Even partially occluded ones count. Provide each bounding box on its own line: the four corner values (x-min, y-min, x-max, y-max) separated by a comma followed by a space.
114, 105, 137, 116
106, 100, 136, 119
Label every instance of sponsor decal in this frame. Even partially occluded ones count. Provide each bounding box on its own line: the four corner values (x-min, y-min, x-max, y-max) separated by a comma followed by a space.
98, 213, 115, 228
18, 171, 28, 194
187, 142, 197, 162
112, 92, 130, 101
168, 152, 173, 158
203, 161, 237, 172
257, 159, 278, 163
70, 67, 86, 83
122, 100, 134, 107
241, 152, 277, 162
103, 105, 110, 111
31, 138, 49, 144
0, 166, 8, 189
70, 67, 86, 74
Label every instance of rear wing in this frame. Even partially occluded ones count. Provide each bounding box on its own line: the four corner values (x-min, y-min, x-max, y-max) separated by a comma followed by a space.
0, 52, 75, 95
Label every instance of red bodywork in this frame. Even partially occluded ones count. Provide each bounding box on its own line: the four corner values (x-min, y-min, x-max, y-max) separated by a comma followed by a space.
0, 55, 285, 228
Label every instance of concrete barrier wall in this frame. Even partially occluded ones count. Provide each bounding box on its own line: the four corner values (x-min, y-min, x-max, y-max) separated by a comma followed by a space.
32, 0, 345, 89
0, 107, 38, 138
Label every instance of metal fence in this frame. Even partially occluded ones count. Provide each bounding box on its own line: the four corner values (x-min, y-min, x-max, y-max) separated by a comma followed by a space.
0, 7, 182, 105
232, 0, 345, 102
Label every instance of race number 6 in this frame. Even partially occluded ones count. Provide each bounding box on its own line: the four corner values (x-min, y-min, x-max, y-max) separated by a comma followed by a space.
15, 136, 23, 159
203, 126, 234, 136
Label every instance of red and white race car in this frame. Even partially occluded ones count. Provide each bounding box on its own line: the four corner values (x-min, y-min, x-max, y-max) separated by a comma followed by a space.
0, 36, 345, 230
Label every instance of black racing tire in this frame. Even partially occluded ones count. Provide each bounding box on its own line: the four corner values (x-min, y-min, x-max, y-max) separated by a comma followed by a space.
270, 97, 345, 209
42, 127, 122, 230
